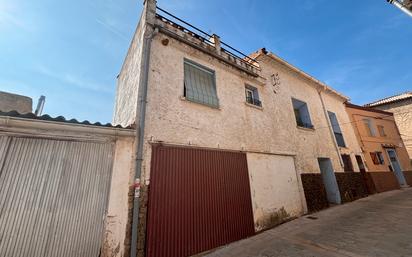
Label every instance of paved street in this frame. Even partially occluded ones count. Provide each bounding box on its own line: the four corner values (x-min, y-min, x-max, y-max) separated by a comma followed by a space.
205, 189, 412, 257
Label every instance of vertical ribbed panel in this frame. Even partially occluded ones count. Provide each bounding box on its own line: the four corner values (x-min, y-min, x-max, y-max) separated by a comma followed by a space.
0, 136, 114, 257
146, 145, 255, 257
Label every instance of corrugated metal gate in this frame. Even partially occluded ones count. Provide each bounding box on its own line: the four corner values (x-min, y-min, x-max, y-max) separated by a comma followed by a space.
0, 135, 114, 257
146, 145, 255, 257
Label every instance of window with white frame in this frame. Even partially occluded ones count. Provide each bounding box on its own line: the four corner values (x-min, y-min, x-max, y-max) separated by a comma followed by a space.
292, 98, 313, 129
245, 85, 261, 107
183, 59, 219, 107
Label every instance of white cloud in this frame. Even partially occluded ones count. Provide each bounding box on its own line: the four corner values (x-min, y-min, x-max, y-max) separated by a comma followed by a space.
35, 65, 113, 94
0, 0, 31, 31
322, 60, 367, 87
95, 17, 128, 40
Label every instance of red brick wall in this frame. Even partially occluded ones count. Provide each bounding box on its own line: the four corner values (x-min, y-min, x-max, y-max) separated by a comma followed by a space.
368, 172, 400, 193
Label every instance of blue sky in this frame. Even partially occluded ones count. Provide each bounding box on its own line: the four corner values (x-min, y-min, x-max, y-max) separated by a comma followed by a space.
1, 0, 411, 123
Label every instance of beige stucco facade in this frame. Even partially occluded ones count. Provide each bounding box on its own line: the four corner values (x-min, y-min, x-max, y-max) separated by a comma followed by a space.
114, 6, 365, 233
113, 1, 367, 254
345, 103, 412, 172
120, 33, 364, 180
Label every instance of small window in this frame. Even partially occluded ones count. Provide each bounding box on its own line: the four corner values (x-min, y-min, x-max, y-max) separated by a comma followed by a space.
363, 119, 376, 137
328, 111, 346, 147
183, 59, 219, 107
378, 125, 386, 137
245, 85, 261, 107
370, 152, 385, 165
292, 98, 313, 129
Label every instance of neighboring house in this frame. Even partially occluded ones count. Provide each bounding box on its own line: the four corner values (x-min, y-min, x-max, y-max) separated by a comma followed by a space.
365, 91, 412, 161
114, 1, 366, 257
345, 103, 412, 192
0, 91, 32, 113
0, 111, 135, 257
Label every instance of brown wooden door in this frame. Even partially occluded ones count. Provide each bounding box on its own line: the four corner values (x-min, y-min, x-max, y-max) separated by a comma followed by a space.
146, 145, 255, 257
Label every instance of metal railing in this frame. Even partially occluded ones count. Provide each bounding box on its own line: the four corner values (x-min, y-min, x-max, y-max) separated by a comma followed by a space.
156, 6, 260, 69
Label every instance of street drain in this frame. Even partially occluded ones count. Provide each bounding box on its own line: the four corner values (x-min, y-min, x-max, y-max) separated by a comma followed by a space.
306, 216, 318, 220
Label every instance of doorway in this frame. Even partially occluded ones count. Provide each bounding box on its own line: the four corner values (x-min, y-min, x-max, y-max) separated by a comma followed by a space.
355, 155, 366, 172
341, 154, 354, 172
146, 145, 255, 257
386, 148, 408, 187
318, 158, 341, 204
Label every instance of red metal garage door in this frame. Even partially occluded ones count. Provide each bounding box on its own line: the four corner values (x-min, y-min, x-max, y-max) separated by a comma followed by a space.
146, 145, 255, 257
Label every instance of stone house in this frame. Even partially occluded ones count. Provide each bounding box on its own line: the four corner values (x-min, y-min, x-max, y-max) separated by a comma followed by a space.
113, 1, 366, 256
345, 103, 412, 192
365, 92, 412, 161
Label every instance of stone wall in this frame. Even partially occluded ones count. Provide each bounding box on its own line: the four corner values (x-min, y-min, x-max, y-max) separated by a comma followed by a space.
0, 91, 32, 113
368, 172, 400, 193
300, 173, 329, 213
335, 172, 368, 203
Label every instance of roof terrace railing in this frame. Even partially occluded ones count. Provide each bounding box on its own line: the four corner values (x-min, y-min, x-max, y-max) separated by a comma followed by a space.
156, 6, 260, 69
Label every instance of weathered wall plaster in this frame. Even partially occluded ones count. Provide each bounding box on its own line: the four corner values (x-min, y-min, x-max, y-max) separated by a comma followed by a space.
102, 137, 135, 257
246, 153, 304, 231
113, 13, 146, 127
0, 91, 32, 113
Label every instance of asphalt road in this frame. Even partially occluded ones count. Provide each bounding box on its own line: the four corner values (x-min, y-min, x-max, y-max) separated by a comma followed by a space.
205, 188, 412, 257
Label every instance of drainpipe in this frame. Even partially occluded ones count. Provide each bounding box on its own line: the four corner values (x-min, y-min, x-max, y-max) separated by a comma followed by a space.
130, 1, 157, 257
318, 88, 344, 169
387, 0, 412, 17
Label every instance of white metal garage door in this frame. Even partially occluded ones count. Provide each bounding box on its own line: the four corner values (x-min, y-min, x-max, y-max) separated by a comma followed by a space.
0, 135, 114, 257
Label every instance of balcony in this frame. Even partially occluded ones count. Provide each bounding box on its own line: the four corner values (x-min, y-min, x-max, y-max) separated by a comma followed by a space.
154, 7, 261, 77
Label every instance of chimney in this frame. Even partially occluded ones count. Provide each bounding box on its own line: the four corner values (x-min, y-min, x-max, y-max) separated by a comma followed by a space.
34, 95, 46, 116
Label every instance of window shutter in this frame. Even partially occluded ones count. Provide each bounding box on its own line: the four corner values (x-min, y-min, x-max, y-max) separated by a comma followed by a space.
328, 111, 342, 133
328, 111, 345, 147
184, 60, 219, 107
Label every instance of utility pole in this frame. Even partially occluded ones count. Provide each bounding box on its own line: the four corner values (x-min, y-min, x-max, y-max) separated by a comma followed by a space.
387, 0, 412, 17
